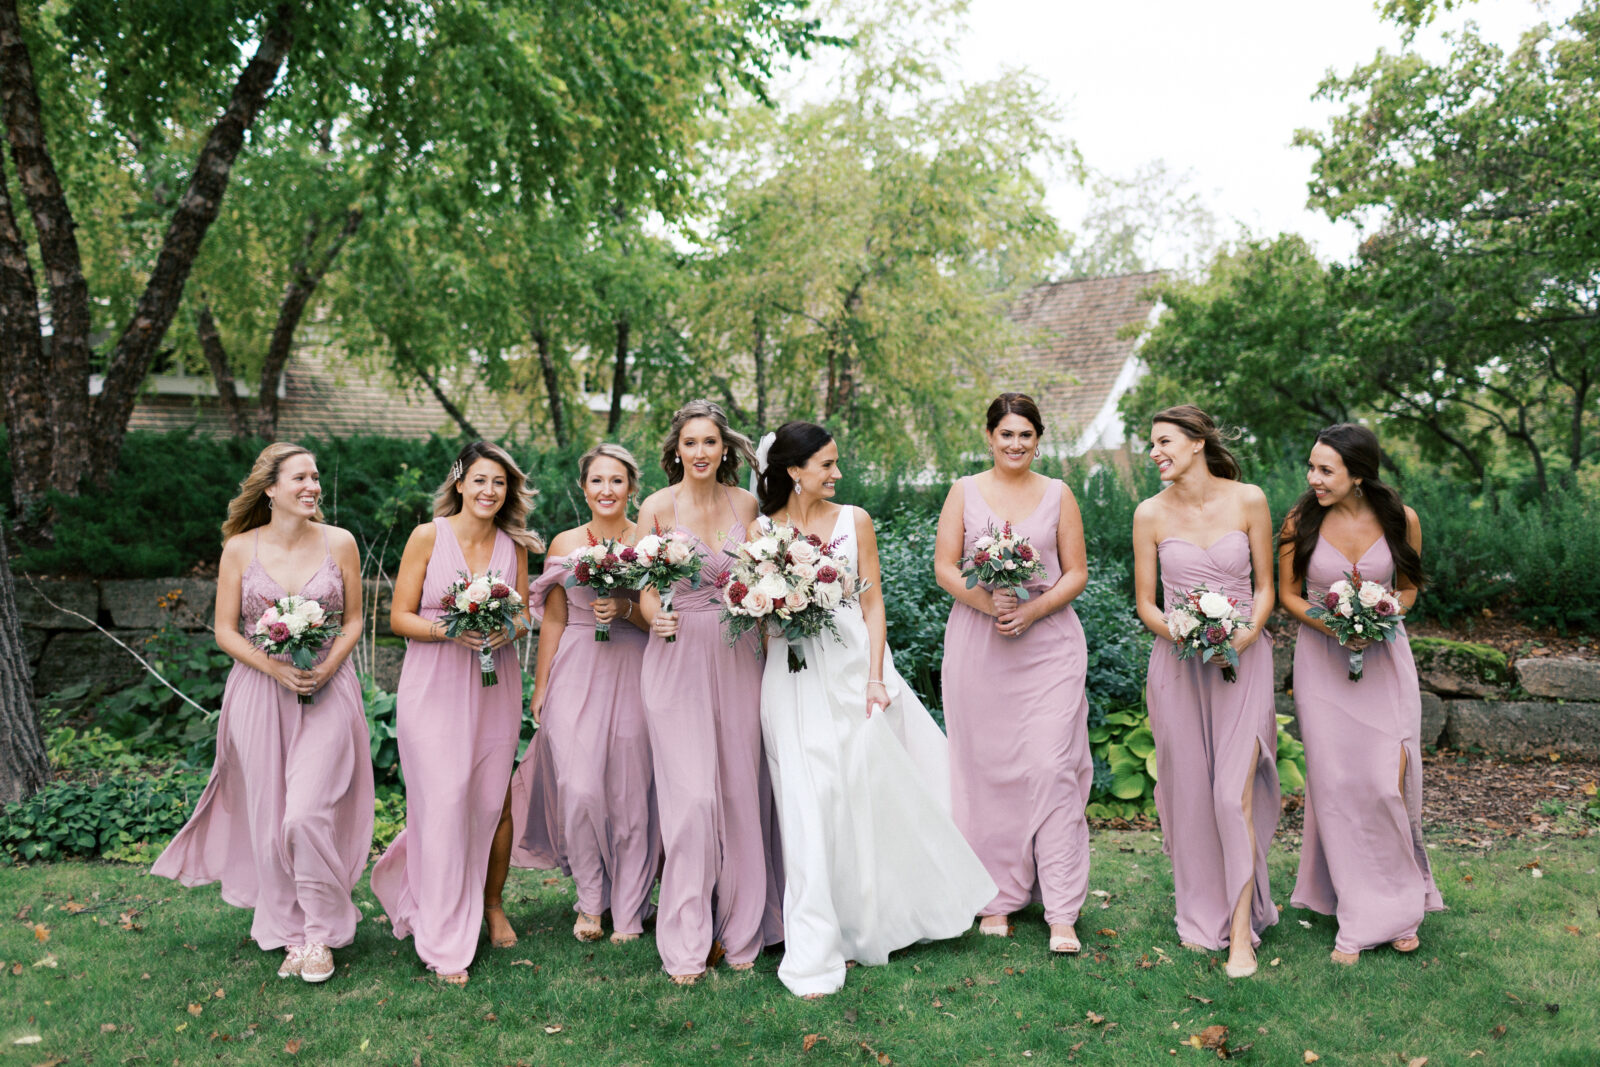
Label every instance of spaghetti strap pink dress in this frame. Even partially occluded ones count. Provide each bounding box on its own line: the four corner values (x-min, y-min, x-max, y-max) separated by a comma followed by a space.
941, 476, 1093, 926
1290, 534, 1444, 954
641, 489, 783, 976
152, 529, 373, 953
369, 518, 523, 974
1145, 530, 1280, 950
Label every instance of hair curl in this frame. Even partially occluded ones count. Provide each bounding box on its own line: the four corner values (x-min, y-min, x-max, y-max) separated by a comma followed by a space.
658, 399, 758, 486
756, 421, 835, 515
1281, 423, 1423, 589
221, 443, 324, 542
433, 440, 545, 553
1150, 404, 1242, 481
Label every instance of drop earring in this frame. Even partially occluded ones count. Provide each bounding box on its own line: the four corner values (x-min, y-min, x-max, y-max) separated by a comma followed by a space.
1354, 483, 1364, 498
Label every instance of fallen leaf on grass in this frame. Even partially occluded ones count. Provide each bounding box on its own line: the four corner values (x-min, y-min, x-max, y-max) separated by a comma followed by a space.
844, 1009, 858, 1023
1297, 920, 1313, 929
360, 1039, 370, 1051
32, 1056, 67, 1067
118, 912, 142, 932
10, 963, 22, 976
1097, 929, 1117, 937
1086, 1011, 1106, 1025
1303, 1052, 1319, 1063
32, 955, 57, 969
1564, 926, 1582, 936
542, 1025, 563, 1035
32, 925, 49, 942
99, 1024, 117, 1034
1270, 957, 1281, 966
859, 1041, 891, 1065
1406, 1058, 1429, 1066
187, 1003, 203, 1016
213, 988, 226, 999
1189, 1026, 1228, 1051
1186, 994, 1212, 1004
1490, 1024, 1507, 1039
285, 1038, 302, 1055
483, 1013, 497, 1023
510, 959, 537, 967
277, 1014, 294, 1023
61, 900, 87, 914
801, 1034, 819, 1052
11, 1036, 41, 1046
541, 878, 561, 886
174, 1023, 187, 1033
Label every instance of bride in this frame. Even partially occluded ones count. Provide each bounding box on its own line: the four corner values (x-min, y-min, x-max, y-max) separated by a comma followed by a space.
752, 421, 996, 998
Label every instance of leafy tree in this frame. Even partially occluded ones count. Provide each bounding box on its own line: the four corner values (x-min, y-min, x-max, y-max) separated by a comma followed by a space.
1062, 160, 1226, 281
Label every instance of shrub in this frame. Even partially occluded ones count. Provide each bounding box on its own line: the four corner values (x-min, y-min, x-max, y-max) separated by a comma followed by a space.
1, 769, 209, 862
874, 504, 951, 716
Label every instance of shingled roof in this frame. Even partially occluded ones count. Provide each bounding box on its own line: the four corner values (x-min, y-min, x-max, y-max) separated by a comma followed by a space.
1003, 271, 1164, 455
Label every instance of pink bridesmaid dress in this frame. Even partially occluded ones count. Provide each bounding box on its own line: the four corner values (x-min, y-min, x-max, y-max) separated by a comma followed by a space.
369, 518, 523, 974
941, 476, 1093, 927
510, 558, 660, 934
640, 488, 783, 976
1290, 534, 1444, 953
1145, 530, 1280, 950
153, 529, 374, 954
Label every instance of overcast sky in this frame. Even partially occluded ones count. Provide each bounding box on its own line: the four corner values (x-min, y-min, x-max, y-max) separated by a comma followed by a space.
788, 0, 1577, 267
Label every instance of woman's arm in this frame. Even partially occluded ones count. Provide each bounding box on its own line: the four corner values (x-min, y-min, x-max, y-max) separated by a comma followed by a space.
529, 580, 567, 725
933, 481, 1000, 616
1004, 482, 1090, 635
307, 527, 364, 692
1232, 486, 1275, 653
1396, 506, 1422, 613
482, 544, 531, 650
630, 495, 678, 639
1132, 500, 1171, 642
1277, 520, 1340, 640
854, 508, 891, 718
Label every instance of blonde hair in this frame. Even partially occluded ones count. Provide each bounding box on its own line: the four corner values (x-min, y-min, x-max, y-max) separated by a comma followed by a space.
658, 399, 758, 486
221, 443, 324, 542
433, 440, 545, 553
578, 442, 642, 501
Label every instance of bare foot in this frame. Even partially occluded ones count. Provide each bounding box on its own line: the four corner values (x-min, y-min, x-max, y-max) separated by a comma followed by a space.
1048, 924, 1080, 954
669, 972, 702, 986
977, 914, 1011, 937
1330, 949, 1359, 966
728, 961, 754, 972
485, 904, 517, 949
573, 912, 604, 943
438, 971, 469, 987
802, 991, 830, 1000
1390, 935, 1420, 953
609, 931, 640, 945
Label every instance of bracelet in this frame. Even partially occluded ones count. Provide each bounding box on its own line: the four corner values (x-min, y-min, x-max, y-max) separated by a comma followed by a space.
867, 677, 885, 684
623, 601, 633, 620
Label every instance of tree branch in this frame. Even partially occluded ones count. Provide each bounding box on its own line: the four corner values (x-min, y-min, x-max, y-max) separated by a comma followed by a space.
0, 144, 50, 525
194, 299, 250, 438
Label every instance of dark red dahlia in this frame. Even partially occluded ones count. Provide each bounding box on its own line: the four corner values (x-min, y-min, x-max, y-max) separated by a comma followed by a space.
1374, 598, 1396, 616
815, 565, 838, 584
620, 546, 638, 563
972, 550, 990, 564
601, 554, 618, 568
727, 580, 749, 604
1205, 625, 1227, 645
268, 621, 291, 643
806, 534, 824, 548
1016, 544, 1035, 562
1322, 591, 1340, 611
441, 592, 457, 609
573, 561, 592, 583
490, 582, 512, 599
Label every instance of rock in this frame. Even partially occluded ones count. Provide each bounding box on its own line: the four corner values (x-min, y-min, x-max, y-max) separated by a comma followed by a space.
1442, 701, 1600, 759
361, 580, 394, 636
100, 579, 216, 630
1410, 636, 1510, 698
371, 642, 405, 692
1272, 634, 1293, 692
1419, 691, 1446, 748
14, 579, 96, 629
1516, 657, 1600, 703
22, 627, 47, 670
35, 629, 156, 700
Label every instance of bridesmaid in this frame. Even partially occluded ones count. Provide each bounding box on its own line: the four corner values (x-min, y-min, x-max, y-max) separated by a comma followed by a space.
1132, 405, 1279, 978
152, 443, 372, 984
370, 441, 537, 986
1279, 424, 1443, 964
517, 443, 660, 944
934, 392, 1092, 954
634, 399, 780, 984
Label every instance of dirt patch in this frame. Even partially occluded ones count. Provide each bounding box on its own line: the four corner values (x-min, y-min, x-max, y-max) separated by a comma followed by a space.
1408, 617, 1597, 662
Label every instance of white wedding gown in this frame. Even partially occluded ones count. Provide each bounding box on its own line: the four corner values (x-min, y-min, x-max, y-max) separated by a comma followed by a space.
759, 506, 997, 997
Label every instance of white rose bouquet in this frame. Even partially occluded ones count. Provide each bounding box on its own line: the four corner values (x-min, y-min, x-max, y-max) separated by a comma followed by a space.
720, 522, 864, 672
562, 534, 632, 642
1306, 566, 1405, 681
251, 595, 343, 704
624, 520, 702, 644
960, 520, 1046, 600
1165, 584, 1252, 683
440, 569, 524, 686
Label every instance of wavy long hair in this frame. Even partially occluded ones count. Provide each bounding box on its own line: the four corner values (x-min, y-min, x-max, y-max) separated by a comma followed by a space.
1281, 424, 1423, 588
433, 440, 544, 553
658, 399, 758, 486
1151, 404, 1242, 481
221, 443, 324, 542
757, 421, 835, 515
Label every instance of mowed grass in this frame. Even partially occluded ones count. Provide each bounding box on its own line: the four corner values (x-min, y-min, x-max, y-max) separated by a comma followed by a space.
2, 831, 1598, 1066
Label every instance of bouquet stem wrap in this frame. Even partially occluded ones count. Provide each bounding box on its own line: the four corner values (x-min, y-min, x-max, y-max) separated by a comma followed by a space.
1346, 647, 1365, 682
594, 594, 612, 642
291, 647, 317, 705
478, 644, 498, 687
660, 588, 677, 643
785, 637, 806, 673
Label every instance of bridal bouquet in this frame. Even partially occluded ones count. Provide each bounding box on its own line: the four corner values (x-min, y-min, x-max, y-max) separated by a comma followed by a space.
1166, 585, 1251, 683
627, 522, 701, 644
252, 595, 343, 704
440, 570, 523, 686
720, 523, 863, 672
961, 521, 1045, 599
1306, 567, 1405, 681
563, 534, 631, 642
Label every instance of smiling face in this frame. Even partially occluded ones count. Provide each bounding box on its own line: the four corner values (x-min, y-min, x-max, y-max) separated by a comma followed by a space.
789, 440, 841, 500
676, 417, 725, 483
1306, 441, 1357, 507
986, 413, 1039, 472
457, 457, 509, 519
582, 455, 632, 522
266, 452, 321, 516
1149, 421, 1203, 482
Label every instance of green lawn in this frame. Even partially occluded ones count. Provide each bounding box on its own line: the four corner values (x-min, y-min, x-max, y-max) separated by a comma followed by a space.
3, 831, 1597, 1065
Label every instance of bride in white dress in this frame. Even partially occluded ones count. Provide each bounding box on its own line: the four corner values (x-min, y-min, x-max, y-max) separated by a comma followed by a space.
753, 421, 996, 998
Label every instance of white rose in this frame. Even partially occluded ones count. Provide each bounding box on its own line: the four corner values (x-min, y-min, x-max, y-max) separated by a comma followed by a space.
974, 535, 996, 552
1170, 611, 1200, 639
1329, 579, 1354, 599
788, 560, 816, 582
1338, 600, 1355, 618
787, 539, 820, 565
784, 590, 809, 612
1197, 591, 1234, 620
757, 560, 779, 576
664, 538, 694, 565
635, 534, 663, 562
294, 599, 325, 626
282, 613, 308, 638
746, 536, 780, 561
743, 589, 773, 616
465, 580, 492, 604
1003, 560, 1016, 571
814, 581, 843, 609
754, 573, 789, 601
1358, 581, 1385, 609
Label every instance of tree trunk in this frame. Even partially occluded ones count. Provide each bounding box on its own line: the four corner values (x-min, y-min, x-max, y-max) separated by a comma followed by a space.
0, 149, 51, 530
752, 311, 768, 435
256, 205, 362, 439
195, 300, 250, 438
90, 4, 295, 481
412, 358, 481, 440
607, 318, 629, 436
0, 0, 94, 496
533, 327, 568, 448
0, 521, 47, 806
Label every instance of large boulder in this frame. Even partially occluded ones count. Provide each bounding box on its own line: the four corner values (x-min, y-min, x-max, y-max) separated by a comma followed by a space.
1410, 637, 1510, 698
35, 629, 156, 700
1419, 691, 1446, 748
14, 579, 96, 629
1515, 657, 1600, 703
1442, 700, 1600, 759
371, 641, 405, 692
100, 579, 217, 630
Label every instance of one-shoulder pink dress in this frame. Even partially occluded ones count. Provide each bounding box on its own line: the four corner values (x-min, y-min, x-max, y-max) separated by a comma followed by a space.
941, 476, 1093, 926
1290, 534, 1444, 954
152, 528, 374, 953
640, 489, 783, 976
370, 518, 523, 974
1146, 530, 1280, 950
511, 556, 660, 934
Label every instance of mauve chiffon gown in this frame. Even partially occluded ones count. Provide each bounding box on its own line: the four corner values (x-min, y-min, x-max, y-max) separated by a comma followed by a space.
369, 518, 523, 974
1290, 534, 1444, 954
509, 558, 660, 933
942, 476, 1093, 927
1146, 530, 1280, 950
152, 529, 374, 953
641, 489, 783, 976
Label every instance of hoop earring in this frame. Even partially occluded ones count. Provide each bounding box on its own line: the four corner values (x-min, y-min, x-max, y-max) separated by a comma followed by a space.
267, 497, 274, 510
1034, 448, 1040, 459
1354, 484, 1364, 498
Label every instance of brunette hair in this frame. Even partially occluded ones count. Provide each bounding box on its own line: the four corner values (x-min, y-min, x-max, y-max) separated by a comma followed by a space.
578, 442, 642, 500
221, 442, 324, 542
658, 399, 758, 486
757, 421, 835, 515
985, 392, 1045, 436
1281, 424, 1423, 588
433, 440, 544, 553
1150, 404, 1242, 481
